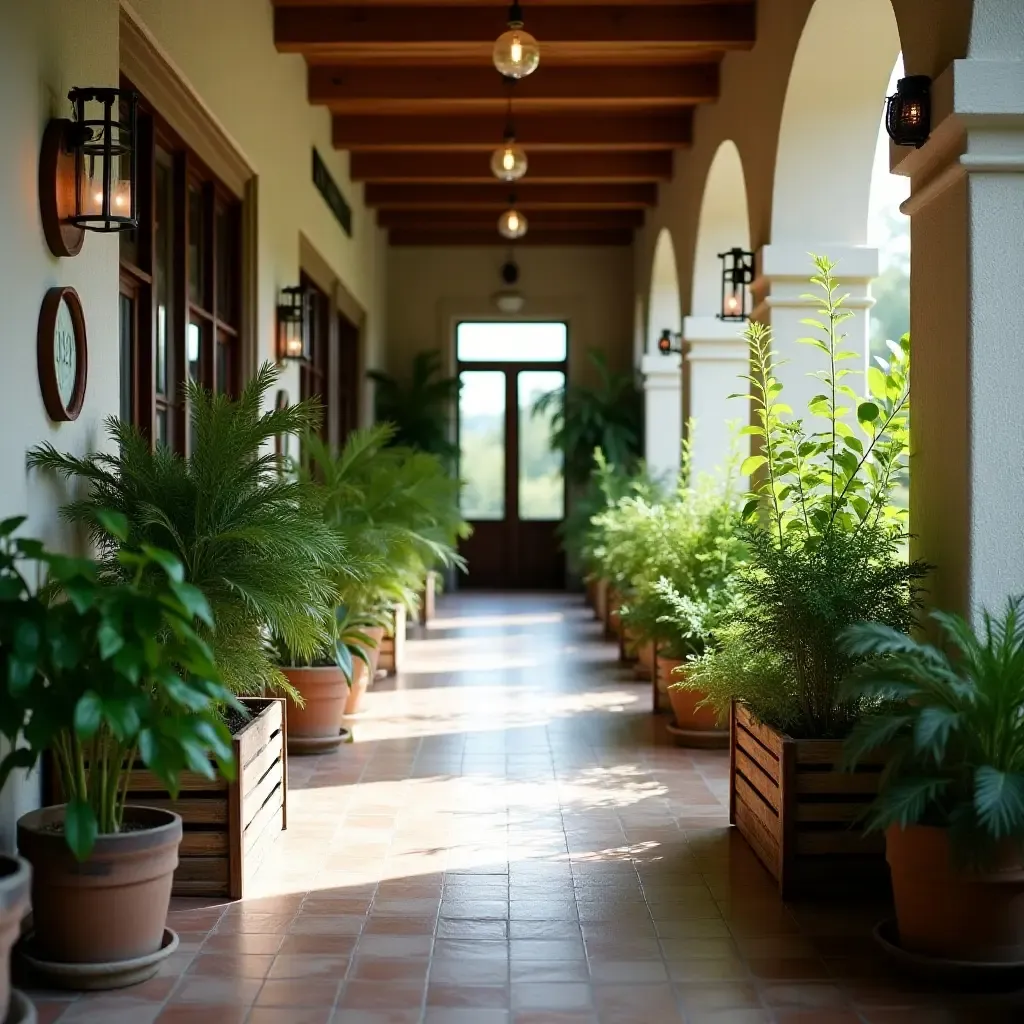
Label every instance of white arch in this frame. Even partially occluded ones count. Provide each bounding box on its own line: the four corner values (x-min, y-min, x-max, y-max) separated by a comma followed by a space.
646, 227, 681, 355
691, 141, 751, 317
771, 0, 902, 246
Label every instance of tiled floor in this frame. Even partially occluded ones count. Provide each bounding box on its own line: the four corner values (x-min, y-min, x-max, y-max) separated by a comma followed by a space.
24, 593, 1024, 1022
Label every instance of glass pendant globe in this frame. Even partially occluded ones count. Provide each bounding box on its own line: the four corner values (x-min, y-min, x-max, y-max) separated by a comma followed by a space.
498, 207, 528, 240
490, 141, 528, 182
492, 27, 540, 79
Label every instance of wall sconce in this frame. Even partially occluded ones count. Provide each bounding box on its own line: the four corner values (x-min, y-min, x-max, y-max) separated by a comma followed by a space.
276, 285, 312, 364
40, 87, 138, 258
718, 247, 754, 322
885, 75, 932, 148
658, 329, 682, 355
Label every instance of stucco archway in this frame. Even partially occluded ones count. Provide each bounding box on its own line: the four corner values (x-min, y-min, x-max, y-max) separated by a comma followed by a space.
646, 227, 681, 356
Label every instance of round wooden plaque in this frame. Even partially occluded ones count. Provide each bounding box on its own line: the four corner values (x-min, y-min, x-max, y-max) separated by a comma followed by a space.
38, 287, 88, 422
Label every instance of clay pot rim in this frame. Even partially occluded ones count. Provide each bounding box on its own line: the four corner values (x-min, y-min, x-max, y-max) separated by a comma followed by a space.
18, 804, 182, 852
886, 822, 1024, 883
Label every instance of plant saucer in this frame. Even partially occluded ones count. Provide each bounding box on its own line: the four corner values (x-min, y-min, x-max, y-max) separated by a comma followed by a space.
6, 989, 37, 1024
287, 727, 353, 755
665, 722, 730, 749
17, 927, 178, 991
873, 918, 1024, 991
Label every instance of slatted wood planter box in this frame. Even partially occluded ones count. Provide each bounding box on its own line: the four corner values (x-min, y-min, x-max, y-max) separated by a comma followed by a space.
46, 697, 287, 900
729, 702, 888, 899
377, 603, 407, 676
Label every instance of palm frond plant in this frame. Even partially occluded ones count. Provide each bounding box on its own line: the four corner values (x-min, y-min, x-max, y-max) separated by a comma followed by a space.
533, 350, 644, 486
683, 256, 929, 739
26, 363, 348, 700
367, 350, 461, 464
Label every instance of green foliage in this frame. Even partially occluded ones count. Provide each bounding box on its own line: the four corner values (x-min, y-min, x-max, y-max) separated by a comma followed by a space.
0, 513, 239, 861
839, 598, 1024, 862
301, 424, 469, 617
367, 351, 461, 463
533, 351, 643, 485
684, 256, 929, 738
27, 364, 346, 699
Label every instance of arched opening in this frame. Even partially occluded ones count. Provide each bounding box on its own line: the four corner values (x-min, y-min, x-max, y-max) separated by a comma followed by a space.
646, 227, 681, 355
771, 0, 901, 246
691, 141, 751, 317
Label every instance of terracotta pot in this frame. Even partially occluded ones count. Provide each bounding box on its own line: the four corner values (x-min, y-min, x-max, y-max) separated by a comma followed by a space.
344, 657, 371, 715
666, 671, 721, 733
655, 655, 682, 696
0, 855, 30, 1020
18, 805, 180, 965
594, 578, 608, 624
606, 588, 622, 638
887, 824, 1024, 962
359, 625, 386, 686
283, 665, 348, 741
634, 640, 655, 680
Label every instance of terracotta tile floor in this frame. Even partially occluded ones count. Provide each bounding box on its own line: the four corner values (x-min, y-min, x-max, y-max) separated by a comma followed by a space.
24, 593, 1024, 1023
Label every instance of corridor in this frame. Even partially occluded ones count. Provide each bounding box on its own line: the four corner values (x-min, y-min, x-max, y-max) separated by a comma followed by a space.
25, 594, 1022, 1023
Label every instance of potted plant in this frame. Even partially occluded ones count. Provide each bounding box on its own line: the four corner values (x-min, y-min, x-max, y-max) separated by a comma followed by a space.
27, 364, 344, 897
0, 855, 30, 1022
0, 512, 238, 985
840, 598, 1024, 964
681, 257, 929, 896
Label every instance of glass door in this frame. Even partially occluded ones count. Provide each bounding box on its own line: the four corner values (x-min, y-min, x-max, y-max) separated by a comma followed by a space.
456, 323, 567, 589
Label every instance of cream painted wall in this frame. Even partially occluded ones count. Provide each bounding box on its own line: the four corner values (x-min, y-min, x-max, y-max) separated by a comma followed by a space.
0, 0, 385, 850
385, 245, 635, 387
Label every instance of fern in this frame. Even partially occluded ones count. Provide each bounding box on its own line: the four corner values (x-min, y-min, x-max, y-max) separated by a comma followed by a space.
27, 363, 348, 698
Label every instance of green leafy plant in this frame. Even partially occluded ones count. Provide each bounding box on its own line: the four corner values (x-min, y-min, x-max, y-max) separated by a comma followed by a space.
839, 598, 1024, 862
534, 351, 643, 486
683, 256, 929, 738
367, 350, 461, 463
27, 363, 347, 699
0, 512, 239, 861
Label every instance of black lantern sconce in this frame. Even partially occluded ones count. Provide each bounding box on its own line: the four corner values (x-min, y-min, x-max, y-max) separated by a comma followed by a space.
40, 87, 138, 258
657, 329, 683, 356
885, 75, 932, 148
276, 285, 313, 365
718, 247, 755, 322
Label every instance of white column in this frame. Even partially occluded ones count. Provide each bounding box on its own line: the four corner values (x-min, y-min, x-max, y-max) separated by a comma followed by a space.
902, 57, 1024, 619
640, 353, 682, 485
682, 316, 749, 480
754, 244, 879, 421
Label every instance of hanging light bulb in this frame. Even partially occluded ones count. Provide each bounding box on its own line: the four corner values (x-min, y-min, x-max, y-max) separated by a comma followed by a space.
498, 198, 528, 240
491, 135, 527, 182
493, 2, 539, 79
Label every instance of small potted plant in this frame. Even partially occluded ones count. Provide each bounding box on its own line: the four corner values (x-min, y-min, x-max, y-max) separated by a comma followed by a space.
841, 598, 1024, 965
0, 512, 238, 986
682, 258, 929, 896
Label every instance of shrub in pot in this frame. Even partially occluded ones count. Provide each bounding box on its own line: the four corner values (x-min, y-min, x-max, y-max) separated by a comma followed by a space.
682, 257, 929, 893
0, 512, 237, 974
840, 599, 1024, 962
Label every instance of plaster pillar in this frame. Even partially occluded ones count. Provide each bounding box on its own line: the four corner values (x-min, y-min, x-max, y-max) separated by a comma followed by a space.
753, 244, 879, 421
640, 352, 682, 485
682, 316, 749, 480
902, 58, 1024, 620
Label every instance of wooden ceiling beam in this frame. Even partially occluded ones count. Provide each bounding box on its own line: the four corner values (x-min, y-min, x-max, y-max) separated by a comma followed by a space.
388, 227, 633, 246
309, 64, 718, 112
334, 112, 692, 151
377, 208, 644, 228
276, 5, 755, 55
274, 0, 752, 9
351, 150, 672, 182
364, 182, 658, 208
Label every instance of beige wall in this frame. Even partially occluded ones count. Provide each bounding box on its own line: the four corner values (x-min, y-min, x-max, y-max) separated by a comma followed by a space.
386, 245, 635, 389
0, 0, 384, 849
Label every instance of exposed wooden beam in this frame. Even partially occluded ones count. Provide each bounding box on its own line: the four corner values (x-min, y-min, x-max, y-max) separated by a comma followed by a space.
274, 0, 752, 9
276, 5, 755, 59
351, 150, 672, 182
365, 182, 658, 208
334, 112, 692, 151
377, 208, 644, 228
309, 64, 719, 113
389, 227, 634, 246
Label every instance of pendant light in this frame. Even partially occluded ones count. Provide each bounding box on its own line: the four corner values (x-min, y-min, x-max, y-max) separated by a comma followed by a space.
498, 195, 528, 240
493, 2, 539, 79
491, 85, 528, 182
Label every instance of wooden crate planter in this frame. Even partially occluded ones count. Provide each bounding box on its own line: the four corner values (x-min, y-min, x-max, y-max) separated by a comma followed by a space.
729, 702, 888, 898
45, 697, 287, 900
377, 603, 407, 676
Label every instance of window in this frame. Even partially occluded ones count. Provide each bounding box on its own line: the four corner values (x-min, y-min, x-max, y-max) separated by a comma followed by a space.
456, 322, 567, 363
119, 82, 243, 453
